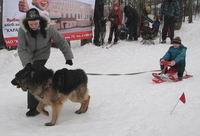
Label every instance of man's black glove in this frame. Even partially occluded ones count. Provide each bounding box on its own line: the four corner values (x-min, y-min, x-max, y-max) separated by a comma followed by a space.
66, 60, 73, 66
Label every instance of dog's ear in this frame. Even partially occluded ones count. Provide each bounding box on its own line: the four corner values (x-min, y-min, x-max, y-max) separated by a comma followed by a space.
25, 63, 32, 68
62, 68, 68, 71
24, 63, 33, 71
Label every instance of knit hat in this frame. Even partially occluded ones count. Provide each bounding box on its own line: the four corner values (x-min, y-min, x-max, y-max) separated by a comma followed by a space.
26, 8, 40, 21
173, 36, 181, 44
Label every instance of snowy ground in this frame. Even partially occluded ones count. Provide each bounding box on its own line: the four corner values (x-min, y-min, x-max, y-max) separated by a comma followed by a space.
0, 18, 200, 136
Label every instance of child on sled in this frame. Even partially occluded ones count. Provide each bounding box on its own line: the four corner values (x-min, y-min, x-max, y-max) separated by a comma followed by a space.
160, 37, 186, 81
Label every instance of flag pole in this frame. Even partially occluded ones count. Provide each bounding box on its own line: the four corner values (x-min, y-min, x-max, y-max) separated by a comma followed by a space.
170, 99, 179, 115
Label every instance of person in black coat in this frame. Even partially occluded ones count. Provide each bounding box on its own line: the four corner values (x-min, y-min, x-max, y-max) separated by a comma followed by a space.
93, 0, 106, 46
124, 5, 139, 41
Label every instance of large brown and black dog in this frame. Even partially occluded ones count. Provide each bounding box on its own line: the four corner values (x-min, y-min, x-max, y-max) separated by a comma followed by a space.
11, 64, 90, 126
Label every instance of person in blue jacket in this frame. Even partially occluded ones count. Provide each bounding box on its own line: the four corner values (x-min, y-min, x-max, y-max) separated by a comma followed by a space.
160, 36, 186, 80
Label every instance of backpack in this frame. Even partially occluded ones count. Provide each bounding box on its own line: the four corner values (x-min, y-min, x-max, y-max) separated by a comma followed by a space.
119, 25, 128, 40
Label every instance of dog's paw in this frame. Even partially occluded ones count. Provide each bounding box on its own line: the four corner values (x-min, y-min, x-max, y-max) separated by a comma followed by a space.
45, 122, 55, 126
75, 96, 90, 114
75, 110, 82, 114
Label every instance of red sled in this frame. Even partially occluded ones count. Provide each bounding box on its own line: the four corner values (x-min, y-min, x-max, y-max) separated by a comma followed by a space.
152, 72, 193, 84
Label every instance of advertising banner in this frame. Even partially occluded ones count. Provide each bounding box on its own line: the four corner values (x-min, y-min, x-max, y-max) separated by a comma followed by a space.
2, 0, 95, 47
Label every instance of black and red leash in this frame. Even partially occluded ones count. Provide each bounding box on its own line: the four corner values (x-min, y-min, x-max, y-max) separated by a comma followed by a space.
86, 69, 161, 76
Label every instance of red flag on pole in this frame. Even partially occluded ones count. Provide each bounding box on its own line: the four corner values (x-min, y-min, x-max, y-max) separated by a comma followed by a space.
179, 93, 186, 104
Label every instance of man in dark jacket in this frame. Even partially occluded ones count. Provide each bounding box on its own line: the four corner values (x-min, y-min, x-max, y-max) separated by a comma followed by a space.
93, 0, 106, 46
18, 8, 74, 116
124, 5, 139, 41
160, 37, 186, 80
160, 0, 180, 44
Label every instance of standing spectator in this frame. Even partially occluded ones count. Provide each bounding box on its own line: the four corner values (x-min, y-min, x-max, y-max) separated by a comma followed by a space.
124, 5, 139, 41
107, 2, 122, 44
160, 0, 180, 44
18, 8, 74, 116
93, 0, 106, 46
0, 0, 4, 49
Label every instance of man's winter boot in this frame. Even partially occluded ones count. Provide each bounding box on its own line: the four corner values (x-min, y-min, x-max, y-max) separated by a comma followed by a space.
178, 77, 183, 81
26, 109, 40, 117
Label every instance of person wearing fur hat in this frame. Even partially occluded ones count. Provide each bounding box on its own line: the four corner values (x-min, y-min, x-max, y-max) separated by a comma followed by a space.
18, 8, 74, 116
160, 36, 187, 81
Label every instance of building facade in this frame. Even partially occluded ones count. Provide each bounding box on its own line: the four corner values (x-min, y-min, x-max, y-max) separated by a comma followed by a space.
48, 0, 93, 29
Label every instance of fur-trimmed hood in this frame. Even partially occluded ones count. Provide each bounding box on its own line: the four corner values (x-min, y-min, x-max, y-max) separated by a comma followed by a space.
17, 14, 74, 67
19, 14, 51, 33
